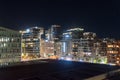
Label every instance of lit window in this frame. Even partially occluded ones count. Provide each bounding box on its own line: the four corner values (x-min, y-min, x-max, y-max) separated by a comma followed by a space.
72, 45, 75, 48
116, 61, 119, 64
2, 38, 3, 42
117, 58, 119, 60
116, 45, 119, 48
108, 45, 113, 47
4, 43, 6, 47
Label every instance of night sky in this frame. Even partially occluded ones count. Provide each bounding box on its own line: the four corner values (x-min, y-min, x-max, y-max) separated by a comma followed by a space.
0, 0, 119, 38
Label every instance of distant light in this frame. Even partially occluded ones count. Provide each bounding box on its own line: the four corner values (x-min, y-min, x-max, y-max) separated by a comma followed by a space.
65, 57, 72, 61
108, 63, 116, 66
4, 43, 6, 47
100, 61, 105, 64
79, 59, 83, 62
45, 39, 48, 42
63, 42, 66, 52
35, 26, 38, 28
26, 29, 30, 33
65, 34, 70, 38
60, 57, 64, 60
68, 54, 71, 56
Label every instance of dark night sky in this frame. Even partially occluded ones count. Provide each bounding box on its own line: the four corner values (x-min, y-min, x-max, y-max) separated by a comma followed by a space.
0, 0, 119, 38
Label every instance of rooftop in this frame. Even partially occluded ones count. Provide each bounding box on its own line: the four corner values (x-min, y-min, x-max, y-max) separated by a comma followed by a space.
0, 59, 120, 80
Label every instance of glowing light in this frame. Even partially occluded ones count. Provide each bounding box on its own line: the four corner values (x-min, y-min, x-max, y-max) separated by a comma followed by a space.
4, 43, 6, 47
35, 26, 38, 28
26, 29, 30, 33
65, 34, 70, 38
67, 28, 84, 31
2, 38, 3, 42
116, 61, 119, 64
108, 63, 116, 66
100, 61, 105, 64
45, 39, 48, 42
79, 59, 83, 62
60, 57, 64, 60
65, 57, 72, 61
63, 42, 66, 52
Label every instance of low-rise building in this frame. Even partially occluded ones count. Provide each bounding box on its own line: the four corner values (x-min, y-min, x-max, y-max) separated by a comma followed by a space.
0, 27, 21, 63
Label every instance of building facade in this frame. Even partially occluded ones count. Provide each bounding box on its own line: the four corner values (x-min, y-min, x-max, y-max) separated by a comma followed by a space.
107, 40, 119, 64
0, 27, 21, 63
20, 27, 44, 60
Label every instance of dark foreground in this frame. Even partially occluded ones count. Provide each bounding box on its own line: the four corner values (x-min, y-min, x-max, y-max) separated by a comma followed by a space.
0, 59, 120, 80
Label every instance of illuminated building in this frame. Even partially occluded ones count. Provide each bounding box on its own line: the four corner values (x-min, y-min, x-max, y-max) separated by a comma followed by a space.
41, 39, 54, 58
43, 25, 61, 58
61, 28, 98, 61
64, 27, 84, 39
107, 40, 119, 64
61, 27, 84, 56
0, 27, 21, 63
83, 32, 96, 40
20, 27, 44, 60
45, 25, 61, 41
51, 25, 61, 41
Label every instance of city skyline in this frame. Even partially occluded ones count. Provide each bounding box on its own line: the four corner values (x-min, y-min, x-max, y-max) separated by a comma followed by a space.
0, 0, 119, 39
0, 0, 120, 79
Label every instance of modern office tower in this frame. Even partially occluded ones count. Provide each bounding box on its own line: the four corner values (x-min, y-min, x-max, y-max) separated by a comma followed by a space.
45, 40, 57, 58
50, 25, 61, 41
45, 25, 61, 41
61, 38, 95, 61
43, 25, 61, 58
20, 27, 44, 60
61, 28, 99, 62
45, 29, 51, 41
83, 32, 96, 40
99, 39, 107, 56
63, 28, 84, 39
98, 38, 115, 56
61, 28, 84, 57
107, 40, 119, 64
40, 39, 54, 58
0, 27, 21, 63
61, 28, 84, 56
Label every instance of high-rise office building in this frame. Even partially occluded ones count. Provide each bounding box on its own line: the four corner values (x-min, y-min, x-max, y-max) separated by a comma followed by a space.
61, 28, 99, 62
43, 25, 61, 59
20, 27, 44, 60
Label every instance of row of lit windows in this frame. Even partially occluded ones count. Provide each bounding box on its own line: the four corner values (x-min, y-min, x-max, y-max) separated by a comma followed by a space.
0, 53, 20, 58
46, 47, 54, 49
0, 49, 20, 53
107, 45, 119, 48
0, 43, 21, 48
0, 38, 20, 42
107, 51, 118, 54
0, 34, 21, 37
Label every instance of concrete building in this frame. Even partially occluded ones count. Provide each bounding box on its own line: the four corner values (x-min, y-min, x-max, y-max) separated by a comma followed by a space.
45, 25, 61, 41
42, 25, 61, 59
63, 27, 84, 39
0, 27, 21, 63
60, 28, 98, 62
107, 40, 119, 64
20, 27, 44, 60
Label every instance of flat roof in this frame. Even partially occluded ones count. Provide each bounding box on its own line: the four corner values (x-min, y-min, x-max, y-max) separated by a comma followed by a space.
0, 59, 119, 80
